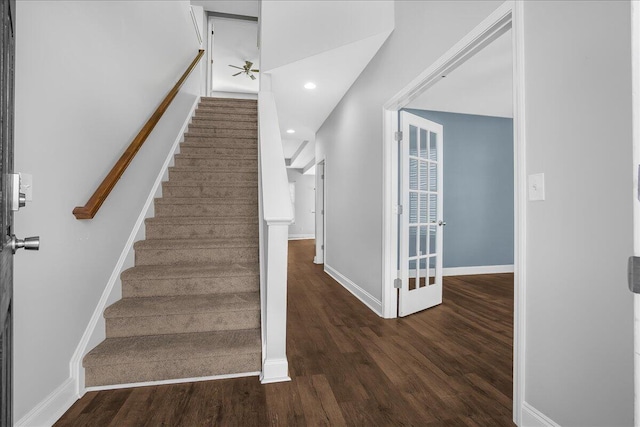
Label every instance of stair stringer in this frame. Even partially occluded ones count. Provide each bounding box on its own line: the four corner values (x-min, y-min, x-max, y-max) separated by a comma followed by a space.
68, 96, 201, 398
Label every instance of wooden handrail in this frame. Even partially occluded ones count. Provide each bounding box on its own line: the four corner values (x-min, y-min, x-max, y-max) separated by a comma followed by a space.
73, 49, 205, 220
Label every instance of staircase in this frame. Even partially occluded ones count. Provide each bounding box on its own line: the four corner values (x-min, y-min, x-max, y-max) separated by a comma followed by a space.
83, 97, 262, 387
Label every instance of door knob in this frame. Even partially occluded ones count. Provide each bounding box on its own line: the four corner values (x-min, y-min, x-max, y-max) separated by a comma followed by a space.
11, 235, 39, 254
438, 220, 446, 226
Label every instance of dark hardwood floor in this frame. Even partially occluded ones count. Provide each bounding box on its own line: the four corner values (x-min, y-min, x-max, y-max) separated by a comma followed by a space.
55, 239, 514, 426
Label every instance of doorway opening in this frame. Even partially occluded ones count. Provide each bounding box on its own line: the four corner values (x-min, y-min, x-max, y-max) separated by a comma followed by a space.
382, 3, 525, 423
205, 12, 259, 99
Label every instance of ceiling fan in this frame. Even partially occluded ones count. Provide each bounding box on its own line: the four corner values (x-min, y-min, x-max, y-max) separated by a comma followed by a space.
229, 61, 259, 80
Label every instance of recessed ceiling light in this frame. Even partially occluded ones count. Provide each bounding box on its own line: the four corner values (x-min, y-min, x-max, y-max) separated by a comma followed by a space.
286, 129, 295, 134
304, 82, 317, 90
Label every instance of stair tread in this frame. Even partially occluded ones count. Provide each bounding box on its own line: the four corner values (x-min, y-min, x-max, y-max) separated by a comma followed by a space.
135, 238, 258, 250
122, 262, 259, 280
146, 216, 257, 225
105, 292, 260, 318
169, 167, 257, 173
155, 198, 256, 206
163, 180, 257, 187
83, 329, 261, 367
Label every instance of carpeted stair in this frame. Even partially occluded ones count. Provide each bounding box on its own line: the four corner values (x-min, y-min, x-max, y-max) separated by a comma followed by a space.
83, 97, 262, 387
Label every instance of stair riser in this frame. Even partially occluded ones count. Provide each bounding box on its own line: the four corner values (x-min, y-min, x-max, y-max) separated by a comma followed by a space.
168, 170, 258, 182
106, 310, 260, 338
146, 222, 259, 239
135, 246, 259, 265
196, 106, 257, 114
182, 137, 257, 147
84, 352, 261, 387
154, 203, 257, 217
161, 184, 257, 199
190, 120, 258, 130
193, 113, 256, 122
122, 275, 260, 298
179, 146, 257, 157
187, 128, 257, 138
174, 157, 257, 168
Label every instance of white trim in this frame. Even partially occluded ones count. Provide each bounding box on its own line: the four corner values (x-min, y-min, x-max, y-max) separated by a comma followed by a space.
15, 378, 76, 427
512, 2, 527, 424
631, 2, 640, 425
521, 402, 560, 427
86, 371, 260, 393
288, 234, 315, 240
69, 97, 201, 398
381, 1, 524, 423
190, 6, 203, 46
443, 264, 514, 276
324, 264, 383, 316
260, 358, 291, 384
381, 107, 398, 319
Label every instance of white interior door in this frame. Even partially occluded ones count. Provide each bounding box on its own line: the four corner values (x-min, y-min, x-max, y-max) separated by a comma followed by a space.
399, 111, 444, 317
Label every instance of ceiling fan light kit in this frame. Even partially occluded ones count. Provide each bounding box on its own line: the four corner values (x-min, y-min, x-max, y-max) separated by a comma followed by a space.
229, 60, 259, 80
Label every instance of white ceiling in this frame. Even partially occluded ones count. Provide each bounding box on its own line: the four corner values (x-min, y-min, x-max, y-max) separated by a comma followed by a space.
407, 29, 513, 118
210, 17, 259, 94
190, 1, 259, 17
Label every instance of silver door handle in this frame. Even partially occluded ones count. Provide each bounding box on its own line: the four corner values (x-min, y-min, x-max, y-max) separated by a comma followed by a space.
438, 220, 446, 226
11, 235, 39, 254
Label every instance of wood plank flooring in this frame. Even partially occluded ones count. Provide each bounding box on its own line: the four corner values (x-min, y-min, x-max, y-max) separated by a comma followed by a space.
55, 239, 514, 426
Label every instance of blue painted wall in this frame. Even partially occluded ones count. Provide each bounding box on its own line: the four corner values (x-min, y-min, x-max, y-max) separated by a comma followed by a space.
404, 109, 514, 268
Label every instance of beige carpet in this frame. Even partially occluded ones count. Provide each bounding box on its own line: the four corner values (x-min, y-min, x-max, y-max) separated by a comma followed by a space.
83, 98, 261, 387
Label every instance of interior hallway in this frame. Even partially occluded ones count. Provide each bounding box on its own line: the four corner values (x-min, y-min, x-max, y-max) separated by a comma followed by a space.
54, 239, 514, 426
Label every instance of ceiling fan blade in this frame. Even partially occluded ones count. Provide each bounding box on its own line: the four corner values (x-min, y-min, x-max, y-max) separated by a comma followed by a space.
250, 74, 256, 80
245, 61, 253, 68
229, 65, 244, 70
250, 69, 259, 73
232, 72, 242, 76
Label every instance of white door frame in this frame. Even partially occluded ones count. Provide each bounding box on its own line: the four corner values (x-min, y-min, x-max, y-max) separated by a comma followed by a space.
314, 160, 326, 264
631, 2, 640, 425
380, 1, 525, 424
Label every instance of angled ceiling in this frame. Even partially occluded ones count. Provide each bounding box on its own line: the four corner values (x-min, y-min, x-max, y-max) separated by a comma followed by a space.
407, 29, 513, 118
190, 0, 259, 17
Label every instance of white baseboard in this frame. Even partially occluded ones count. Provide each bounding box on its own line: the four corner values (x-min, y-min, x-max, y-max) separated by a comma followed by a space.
68, 96, 201, 399
210, 91, 258, 100
288, 234, 315, 240
260, 358, 291, 384
15, 378, 76, 427
86, 371, 260, 393
324, 264, 383, 316
443, 264, 514, 276
521, 402, 560, 427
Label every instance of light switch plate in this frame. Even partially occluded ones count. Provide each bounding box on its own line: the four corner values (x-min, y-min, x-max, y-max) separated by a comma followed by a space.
528, 173, 545, 201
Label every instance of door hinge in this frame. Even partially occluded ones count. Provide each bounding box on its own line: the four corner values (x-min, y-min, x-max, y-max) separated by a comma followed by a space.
395, 205, 403, 215
394, 131, 403, 142
321, 174, 324, 179
394, 278, 402, 289
321, 244, 324, 250
321, 209, 324, 215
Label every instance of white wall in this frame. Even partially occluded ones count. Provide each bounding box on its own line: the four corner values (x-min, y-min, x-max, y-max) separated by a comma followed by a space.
316, 0, 504, 303
286, 169, 315, 239
14, 1, 201, 421
522, 2, 633, 425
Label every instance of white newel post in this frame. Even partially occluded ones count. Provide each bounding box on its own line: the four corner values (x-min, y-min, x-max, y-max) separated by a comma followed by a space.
260, 222, 291, 383
257, 81, 294, 384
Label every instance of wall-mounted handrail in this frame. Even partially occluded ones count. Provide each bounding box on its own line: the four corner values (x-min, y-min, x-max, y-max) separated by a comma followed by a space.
72, 49, 205, 220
